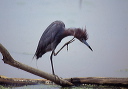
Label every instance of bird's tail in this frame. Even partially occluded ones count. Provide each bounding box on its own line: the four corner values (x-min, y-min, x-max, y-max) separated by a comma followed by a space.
31, 54, 35, 64
32, 54, 36, 60
31, 54, 39, 69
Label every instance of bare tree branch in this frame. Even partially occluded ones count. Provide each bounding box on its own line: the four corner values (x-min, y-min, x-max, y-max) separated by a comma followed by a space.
0, 43, 128, 87
65, 77, 128, 87
0, 43, 73, 87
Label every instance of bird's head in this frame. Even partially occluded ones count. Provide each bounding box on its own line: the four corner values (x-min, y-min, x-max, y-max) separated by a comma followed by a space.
74, 28, 93, 51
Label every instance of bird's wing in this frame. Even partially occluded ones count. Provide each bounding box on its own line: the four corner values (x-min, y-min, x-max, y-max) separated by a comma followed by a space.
34, 21, 65, 59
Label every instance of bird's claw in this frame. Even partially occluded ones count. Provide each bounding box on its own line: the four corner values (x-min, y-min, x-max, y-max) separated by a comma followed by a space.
54, 75, 63, 84
66, 39, 75, 51
67, 44, 68, 51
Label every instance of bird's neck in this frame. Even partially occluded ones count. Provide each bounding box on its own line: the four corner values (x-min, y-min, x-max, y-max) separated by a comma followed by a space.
63, 28, 76, 37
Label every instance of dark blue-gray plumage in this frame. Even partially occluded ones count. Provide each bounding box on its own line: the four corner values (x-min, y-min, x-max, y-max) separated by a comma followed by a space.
34, 20, 92, 75
35, 21, 65, 59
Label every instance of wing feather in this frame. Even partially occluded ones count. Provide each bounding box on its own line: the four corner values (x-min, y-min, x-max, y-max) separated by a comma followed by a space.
34, 21, 65, 59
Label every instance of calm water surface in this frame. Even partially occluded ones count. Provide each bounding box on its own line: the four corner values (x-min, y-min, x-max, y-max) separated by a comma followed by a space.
0, 1, 128, 88
4, 84, 126, 89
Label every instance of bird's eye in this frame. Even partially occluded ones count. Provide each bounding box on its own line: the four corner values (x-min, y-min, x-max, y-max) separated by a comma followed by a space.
81, 38, 84, 41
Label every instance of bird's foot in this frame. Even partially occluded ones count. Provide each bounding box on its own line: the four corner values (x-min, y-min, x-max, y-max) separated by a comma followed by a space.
53, 74, 63, 84
66, 38, 75, 51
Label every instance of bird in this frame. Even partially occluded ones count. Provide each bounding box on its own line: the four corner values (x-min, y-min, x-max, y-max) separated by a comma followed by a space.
34, 20, 93, 75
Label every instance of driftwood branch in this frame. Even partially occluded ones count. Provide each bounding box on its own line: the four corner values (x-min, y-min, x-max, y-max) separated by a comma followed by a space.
65, 77, 128, 87
0, 43, 128, 87
0, 43, 73, 87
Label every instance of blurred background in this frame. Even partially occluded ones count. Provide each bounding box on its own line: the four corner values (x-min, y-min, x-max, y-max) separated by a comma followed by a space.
0, 0, 128, 79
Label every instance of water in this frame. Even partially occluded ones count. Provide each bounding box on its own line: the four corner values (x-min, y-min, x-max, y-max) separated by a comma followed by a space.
12, 85, 60, 89
0, 0, 128, 79
1, 84, 127, 89
0, 0, 128, 88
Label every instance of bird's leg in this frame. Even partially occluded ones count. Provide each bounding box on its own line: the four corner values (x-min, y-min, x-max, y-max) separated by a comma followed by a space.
50, 37, 75, 82
49, 37, 75, 83
50, 51, 62, 83
66, 37, 75, 51
50, 51, 55, 75
51, 37, 75, 83
54, 37, 75, 56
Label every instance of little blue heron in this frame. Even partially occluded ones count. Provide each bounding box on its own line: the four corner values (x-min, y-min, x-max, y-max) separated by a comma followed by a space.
34, 20, 93, 75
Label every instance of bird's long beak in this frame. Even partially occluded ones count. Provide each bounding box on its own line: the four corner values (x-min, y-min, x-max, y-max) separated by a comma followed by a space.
82, 40, 93, 51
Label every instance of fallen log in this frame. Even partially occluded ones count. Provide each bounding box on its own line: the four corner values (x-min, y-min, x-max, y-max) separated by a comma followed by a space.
0, 43, 73, 87
1, 75, 128, 87
0, 43, 128, 87
65, 77, 128, 87
0, 75, 47, 86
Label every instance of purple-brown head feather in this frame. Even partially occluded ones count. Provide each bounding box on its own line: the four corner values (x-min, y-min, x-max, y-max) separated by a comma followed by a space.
74, 28, 88, 41
73, 28, 93, 51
